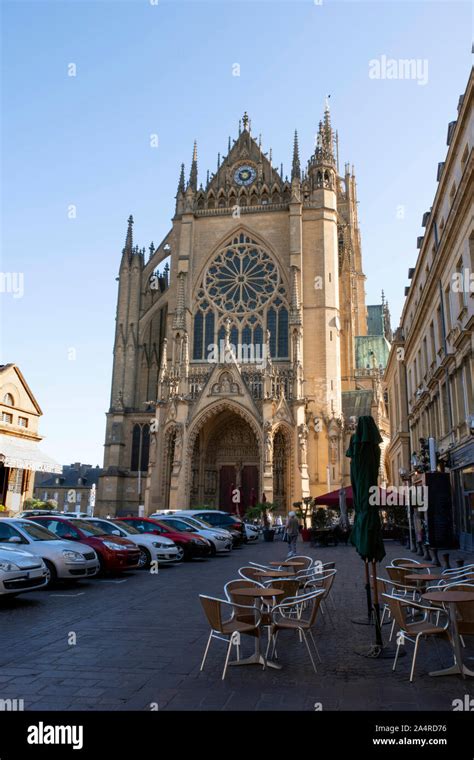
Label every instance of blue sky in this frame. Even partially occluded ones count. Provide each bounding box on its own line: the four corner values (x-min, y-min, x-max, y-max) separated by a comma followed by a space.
1, 0, 471, 466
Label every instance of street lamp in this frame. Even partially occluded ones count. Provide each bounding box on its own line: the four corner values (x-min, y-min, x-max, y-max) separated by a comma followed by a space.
399, 466, 415, 551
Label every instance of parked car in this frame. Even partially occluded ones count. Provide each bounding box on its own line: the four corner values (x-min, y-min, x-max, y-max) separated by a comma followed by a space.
0, 546, 48, 597
85, 518, 180, 568
174, 510, 246, 546
29, 516, 140, 574
243, 522, 260, 542
150, 514, 232, 556
0, 518, 99, 586
18, 509, 60, 518
116, 517, 211, 560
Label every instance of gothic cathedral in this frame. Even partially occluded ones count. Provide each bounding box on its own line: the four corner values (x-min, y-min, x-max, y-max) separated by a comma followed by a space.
97, 107, 391, 516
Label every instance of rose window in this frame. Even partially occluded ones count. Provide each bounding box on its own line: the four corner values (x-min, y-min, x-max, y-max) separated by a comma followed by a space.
204, 240, 279, 314
193, 233, 288, 361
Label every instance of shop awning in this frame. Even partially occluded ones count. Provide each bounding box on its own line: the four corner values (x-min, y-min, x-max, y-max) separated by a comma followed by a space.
313, 487, 354, 508
0, 434, 62, 474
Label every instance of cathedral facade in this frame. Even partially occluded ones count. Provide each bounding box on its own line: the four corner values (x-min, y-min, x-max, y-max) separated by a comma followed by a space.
97, 108, 390, 516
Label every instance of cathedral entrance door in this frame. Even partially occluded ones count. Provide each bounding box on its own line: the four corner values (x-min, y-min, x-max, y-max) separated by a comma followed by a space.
241, 465, 259, 511
219, 465, 236, 512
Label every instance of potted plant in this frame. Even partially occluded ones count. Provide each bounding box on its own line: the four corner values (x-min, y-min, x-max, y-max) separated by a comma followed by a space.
246, 501, 277, 542
293, 497, 314, 541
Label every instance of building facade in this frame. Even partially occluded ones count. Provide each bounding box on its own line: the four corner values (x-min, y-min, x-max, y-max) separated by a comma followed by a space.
34, 463, 102, 514
0, 364, 62, 514
98, 108, 390, 516
384, 69, 474, 550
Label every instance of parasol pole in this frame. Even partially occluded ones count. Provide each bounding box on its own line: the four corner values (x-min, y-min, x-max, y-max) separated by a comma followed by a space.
371, 559, 383, 647
364, 559, 373, 623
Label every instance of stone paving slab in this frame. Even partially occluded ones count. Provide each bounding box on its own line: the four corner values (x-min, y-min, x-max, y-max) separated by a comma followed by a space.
0, 538, 472, 711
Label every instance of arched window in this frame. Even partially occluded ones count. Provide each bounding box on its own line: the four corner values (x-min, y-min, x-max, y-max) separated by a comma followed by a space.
192, 233, 288, 365
193, 311, 204, 360
267, 308, 277, 357
3, 394, 14, 406
140, 424, 150, 472
204, 311, 215, 358
242, 324, 252, 348
131, 423, 150, 472
278, 307, 289, 357
130, 424, 141, 471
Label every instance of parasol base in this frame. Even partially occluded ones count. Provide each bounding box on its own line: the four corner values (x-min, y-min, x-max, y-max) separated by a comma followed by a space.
354, 645, 406, 660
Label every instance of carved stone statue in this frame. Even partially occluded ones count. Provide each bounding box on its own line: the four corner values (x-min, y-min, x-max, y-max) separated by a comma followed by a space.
173, 424, 183, 465
264, 420, 273, 464
298, 422, 309, 466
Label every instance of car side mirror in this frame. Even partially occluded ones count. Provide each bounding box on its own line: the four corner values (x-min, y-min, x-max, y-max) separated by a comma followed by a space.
63, 533, 76, 540
8, 536, 22, 544
111, 530, 121, 536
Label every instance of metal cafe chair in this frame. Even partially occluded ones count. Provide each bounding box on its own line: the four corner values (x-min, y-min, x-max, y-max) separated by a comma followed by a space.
265, 589, 325, 674
199, 594, 263, 680
381, 593, 450, 682
238, 566, 266, 583
303, 569, 337, 627
376, 577, 423, 641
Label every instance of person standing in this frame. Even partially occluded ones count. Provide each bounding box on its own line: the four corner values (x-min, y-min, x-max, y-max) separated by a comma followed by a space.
286, 510, 300, 558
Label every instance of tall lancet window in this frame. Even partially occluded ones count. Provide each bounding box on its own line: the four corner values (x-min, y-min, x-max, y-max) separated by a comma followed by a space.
130, 423, 150, 472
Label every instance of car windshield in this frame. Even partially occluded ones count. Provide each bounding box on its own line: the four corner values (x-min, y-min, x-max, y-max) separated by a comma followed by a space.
90, 521, 125, 537
14, 521, 59, 542
71, 520, 108, 537
184, 516, 213, 529
161, 519, 193, 533
111, 521, 139, 535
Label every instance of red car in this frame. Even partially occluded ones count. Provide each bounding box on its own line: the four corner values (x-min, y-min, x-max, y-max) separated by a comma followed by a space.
117, 517, 211, 561
29, 516, 140, 573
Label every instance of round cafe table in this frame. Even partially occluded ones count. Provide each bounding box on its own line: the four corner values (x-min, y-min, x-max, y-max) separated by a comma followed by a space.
253, 569, 295, 579
422, 590, 474, 678
269, 561, 305, 569
228, 586, 285, 670
405, 573, 444, 582
399, 562, 436, 570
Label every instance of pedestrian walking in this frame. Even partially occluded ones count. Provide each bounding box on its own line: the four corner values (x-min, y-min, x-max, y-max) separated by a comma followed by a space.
285, 510, 300, 558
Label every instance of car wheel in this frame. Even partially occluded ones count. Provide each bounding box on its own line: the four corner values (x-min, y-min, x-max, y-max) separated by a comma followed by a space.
208, 539, 217, 557
138, 546, 151, 569
44, 559, 57, 587
175, 546, 185, 562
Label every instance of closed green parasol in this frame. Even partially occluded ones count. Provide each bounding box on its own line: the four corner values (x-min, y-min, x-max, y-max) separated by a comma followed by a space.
346, 415, 386, 651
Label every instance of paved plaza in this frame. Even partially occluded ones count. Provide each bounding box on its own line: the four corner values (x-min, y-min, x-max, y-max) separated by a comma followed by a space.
0, 538, 473, 712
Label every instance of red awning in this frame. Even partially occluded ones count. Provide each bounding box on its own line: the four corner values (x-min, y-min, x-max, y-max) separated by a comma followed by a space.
313, 486, 408, 509
313, 487, 353, 508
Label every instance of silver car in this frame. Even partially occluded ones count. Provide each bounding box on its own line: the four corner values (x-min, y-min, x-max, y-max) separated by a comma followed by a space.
86, 518, 181, 567
0, 518, 100, 586
0, 546, 48, 597
151, 514, 232, 555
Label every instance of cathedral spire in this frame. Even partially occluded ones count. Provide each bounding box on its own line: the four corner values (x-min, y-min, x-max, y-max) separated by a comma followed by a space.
291, 130, 301, 181
125, 214, 133, 251
188, 141, 198, 191
242, 111, 249, 131
177, 163, 185, 194
121, 214, 134, 266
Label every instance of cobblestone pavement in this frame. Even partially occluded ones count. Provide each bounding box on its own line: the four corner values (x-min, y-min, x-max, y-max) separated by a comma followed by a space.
0, 538, 472, 711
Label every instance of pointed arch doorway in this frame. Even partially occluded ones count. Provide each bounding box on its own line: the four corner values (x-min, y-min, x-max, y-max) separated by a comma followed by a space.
190, 408, 260, 513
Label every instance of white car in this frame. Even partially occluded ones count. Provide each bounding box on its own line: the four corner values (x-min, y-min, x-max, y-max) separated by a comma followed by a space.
0, 546, 48, 597
150, 513, 232, 555
0, 518, 100, 586
87, 518, 181, 567
244, 523, 260, 541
